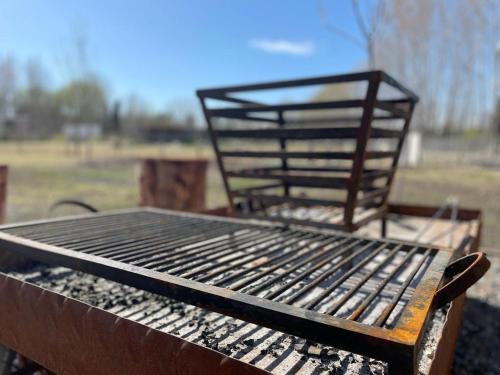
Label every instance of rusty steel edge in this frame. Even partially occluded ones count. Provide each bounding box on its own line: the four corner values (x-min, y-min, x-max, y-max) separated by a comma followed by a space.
0, 271, 467, 375
0, 272, 269, 375
427, 294, 465, 375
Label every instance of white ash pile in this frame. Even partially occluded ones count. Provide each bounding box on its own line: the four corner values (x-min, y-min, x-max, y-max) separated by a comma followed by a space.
8, 265, 450, 375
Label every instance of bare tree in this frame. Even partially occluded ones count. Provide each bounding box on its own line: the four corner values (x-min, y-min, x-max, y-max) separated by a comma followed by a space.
0, 57, 17, 125
374, 0, 497, 132
317, 0, 386, 69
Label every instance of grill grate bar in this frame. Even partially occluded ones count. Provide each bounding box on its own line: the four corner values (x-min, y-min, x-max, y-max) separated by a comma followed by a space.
196, 232, 315, 284
264, 238, 363, 300
7, 212, 165, 240
181, 232, 319, 279
90, 221, 241, 259
226, 233, 332, 291
373, 248, 432, 327
325, 245, 404, 315
132, 229, 270, 268
50, 216, 208, 250
3, 212, 145, 236
347, 246, 419, 321
302, 242, 390, 310
281, 241, 381, 305
243, 237, 356, 296
149, 230, 285, 272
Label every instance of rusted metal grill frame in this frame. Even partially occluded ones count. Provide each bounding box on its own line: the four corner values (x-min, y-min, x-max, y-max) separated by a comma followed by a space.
0, 208, 451, 374
197, 71, 418, 232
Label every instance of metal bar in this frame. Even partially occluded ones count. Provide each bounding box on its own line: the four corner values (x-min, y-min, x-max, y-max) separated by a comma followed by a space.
238, 213, 348, 231
105, 224, 248, 262
357, 187, 389, 206
326, 245, 403, 315
215, 127, 401, 140
7, 212, 163, 240
208, 100, 364, 117
348, 247, 420, 321
226, 171, 348, 189
45, 216, 203, 249
86, 220, 235, 257
344, 74, 381, 229
196, 71, 372, 96
133, 228, 270, 268
277, 111, 289, 197
199, 95, 235, 211
220, 150, 357, 159
374, 100, 411, 118
232, 193, 345, 208
234, 238, 348, 294
181, 232, 318, 280
303, 242, 392, 310
282, 241, 381, 304
374, 249, 432, 327
215, 127, 360, 139
380, 71, 419, 101
284, 115, 400, 124
147, 230, 285, 272
265, 238, 364, 300
201, 233, 318, 284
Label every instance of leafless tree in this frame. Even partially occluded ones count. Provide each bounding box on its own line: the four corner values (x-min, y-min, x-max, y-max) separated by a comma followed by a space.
317, 0, 386, 69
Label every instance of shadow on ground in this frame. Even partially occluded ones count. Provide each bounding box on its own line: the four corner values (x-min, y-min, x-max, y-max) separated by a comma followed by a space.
452, 297, 500, 374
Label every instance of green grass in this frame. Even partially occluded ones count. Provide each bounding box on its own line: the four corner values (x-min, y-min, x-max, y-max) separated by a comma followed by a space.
1, 141, 498, 249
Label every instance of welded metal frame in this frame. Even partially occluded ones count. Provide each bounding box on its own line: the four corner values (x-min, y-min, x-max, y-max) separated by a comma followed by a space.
0, 208, 452, 374
197, 71, 418, 232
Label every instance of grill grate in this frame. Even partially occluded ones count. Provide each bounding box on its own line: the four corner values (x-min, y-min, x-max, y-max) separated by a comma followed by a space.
0, 208, 452, 374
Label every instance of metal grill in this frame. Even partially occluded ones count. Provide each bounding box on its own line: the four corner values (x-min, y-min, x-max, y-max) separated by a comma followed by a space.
197, 71, 418, 232
0, 208, 453, 374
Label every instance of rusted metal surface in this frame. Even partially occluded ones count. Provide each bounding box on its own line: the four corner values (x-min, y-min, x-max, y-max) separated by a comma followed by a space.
197, 71, 418, 232
428, 294, 465, 375
0, 208, 488, 374
139, 158, 208, 211
0, 272, 268, 375
433, 252, 490, 309
386, 203, 482, 253
0, 165, 7, 225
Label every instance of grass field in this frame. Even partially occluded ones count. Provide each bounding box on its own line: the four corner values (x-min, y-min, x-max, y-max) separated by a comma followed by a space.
1, 141, 499, 249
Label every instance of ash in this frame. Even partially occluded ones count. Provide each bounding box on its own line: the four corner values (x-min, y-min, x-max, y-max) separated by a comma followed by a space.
8, 265, 452, 375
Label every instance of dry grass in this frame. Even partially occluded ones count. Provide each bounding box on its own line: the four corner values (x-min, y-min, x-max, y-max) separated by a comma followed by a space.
1, 141, 498, 249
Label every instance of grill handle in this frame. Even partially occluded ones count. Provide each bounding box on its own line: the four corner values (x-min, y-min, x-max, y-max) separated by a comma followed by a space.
433, 252, 490, 309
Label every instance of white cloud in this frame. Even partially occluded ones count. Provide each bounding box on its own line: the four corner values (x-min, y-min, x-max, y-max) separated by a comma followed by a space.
249, 39, 315, 56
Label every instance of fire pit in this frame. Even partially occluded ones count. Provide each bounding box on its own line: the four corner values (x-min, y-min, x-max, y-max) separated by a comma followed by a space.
0, 208, 489, 374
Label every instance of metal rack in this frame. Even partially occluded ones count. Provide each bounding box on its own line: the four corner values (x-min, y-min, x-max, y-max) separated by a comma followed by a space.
0, 208, 488, 374
197, 71, 418, 232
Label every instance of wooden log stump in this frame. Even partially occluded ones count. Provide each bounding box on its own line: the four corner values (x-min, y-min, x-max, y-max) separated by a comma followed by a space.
0, 165, 7, 224
139, 158, 208, 212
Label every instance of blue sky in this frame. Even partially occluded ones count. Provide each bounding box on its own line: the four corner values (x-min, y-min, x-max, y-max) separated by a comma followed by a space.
0, 1, 369, 111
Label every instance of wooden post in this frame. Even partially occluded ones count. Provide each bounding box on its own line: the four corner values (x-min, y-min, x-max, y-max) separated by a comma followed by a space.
139, 158, 208, 212
0, 166, 7, 224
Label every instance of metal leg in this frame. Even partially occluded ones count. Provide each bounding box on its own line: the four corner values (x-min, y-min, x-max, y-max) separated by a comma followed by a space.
381, 216, 387, 238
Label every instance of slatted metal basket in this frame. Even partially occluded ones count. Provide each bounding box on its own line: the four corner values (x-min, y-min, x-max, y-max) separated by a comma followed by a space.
197, 71, 418, 232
